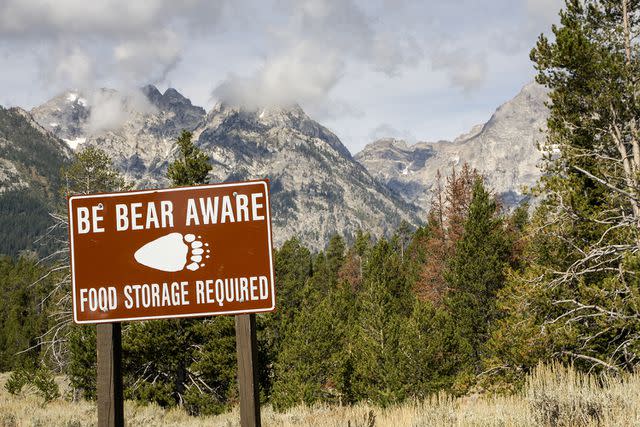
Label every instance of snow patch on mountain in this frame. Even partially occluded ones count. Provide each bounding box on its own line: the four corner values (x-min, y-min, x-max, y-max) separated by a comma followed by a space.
63, 137, 86, 149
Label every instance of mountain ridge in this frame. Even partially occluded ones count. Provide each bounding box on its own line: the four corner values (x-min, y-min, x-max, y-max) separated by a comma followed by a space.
355, 82, 549, 213
30, 86, 420, 250
21, 82, 550, 250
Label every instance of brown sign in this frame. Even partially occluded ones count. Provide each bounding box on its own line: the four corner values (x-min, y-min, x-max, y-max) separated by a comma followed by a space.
68, 180, 275, 324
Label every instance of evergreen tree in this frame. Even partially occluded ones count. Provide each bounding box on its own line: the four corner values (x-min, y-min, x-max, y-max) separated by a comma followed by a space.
167, 130, 212, 186
61, 146, 130, 196
0, 255, 53, 372
271, 235, 351, 409
416, 164, 479, 304
396, 299, 462, 397
444, 179, 509, 385
325, 234, 346, 285
266, 237, 313, 358
273, 238, 313, 322
123, 315, 237, 414
351, 238, 412, 405
271, 294, 348, 409
486, 0, 640, 381
273, 233, 366, 409
67, 326, 97, 400
396, 220, 413, 261
337, 230, 371, 292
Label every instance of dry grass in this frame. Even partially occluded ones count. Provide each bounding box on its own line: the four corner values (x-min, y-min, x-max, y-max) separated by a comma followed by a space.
1, 364, 640, 426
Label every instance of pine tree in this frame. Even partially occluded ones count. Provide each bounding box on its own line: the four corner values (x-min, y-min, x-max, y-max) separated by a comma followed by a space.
396, 299, 462, 397
485, 0, 640, 380
337, 230, 371, 292
325, 234, 346, 285
0, 255, 53, 372
67, 326, 97, 400
268, 238, 312, 346
416, 164, 479, 304
351, 238, 412, 405
271, 236, 352, 409
61, 146, 131, 196
167, 130, 212, 186
271, 294, 348, 409
444, 179, 509, 383
275, 238, 313, 309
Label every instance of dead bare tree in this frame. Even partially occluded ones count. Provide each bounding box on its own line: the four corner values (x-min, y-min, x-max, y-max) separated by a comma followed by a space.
33, 147, 131, 371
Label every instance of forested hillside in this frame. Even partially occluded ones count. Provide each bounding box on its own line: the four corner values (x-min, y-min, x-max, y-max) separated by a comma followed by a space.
0, 107, 70, 256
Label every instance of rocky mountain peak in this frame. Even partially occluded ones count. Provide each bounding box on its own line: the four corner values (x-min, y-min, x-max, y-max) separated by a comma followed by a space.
30, 90, 90, 146
30, 85, 207, 152
142, 85, 205, 117
141, 84, 163, 104
205, 102, 352, 160
163, 87, 190, 103
369, 138, 410, 150
483, 81, 548, 132
208, 102, 309, 127
356, 82, 550, 213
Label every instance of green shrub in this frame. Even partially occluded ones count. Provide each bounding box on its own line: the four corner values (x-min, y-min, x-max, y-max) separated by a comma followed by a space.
4, 366, 60, 403
5, 369, 29, 396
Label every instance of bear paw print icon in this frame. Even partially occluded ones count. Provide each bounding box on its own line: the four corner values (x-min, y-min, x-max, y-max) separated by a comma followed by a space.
134, 233, 211, 272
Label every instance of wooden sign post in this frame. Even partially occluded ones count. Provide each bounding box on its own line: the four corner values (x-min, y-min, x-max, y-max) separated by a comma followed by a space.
67, 180, 274, 426
96, 323, 124, 427
235, 314, 261, 427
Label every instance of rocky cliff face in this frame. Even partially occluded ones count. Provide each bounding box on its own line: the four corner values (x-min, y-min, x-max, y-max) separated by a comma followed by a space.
31, 87, 419, 250
196, 103, 419, 248
31, 86, 205, 186
355, 82, 549, 214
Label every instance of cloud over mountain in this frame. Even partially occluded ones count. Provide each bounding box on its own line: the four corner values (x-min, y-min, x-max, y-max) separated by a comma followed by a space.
211, 0, 423, 110
0, 0, 231, 87
1, 0, 564, 154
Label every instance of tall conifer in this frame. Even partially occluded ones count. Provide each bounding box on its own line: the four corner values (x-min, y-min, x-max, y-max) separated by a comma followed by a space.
445, 179, 508, 380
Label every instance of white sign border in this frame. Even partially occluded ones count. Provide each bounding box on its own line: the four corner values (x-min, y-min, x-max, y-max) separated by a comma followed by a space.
68, 180, 276, 324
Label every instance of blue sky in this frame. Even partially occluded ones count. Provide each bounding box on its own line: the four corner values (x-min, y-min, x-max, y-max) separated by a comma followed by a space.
0, 0, 562, 153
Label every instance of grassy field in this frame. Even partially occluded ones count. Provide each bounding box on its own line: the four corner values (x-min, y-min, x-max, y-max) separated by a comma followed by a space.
1, 364, 640, 426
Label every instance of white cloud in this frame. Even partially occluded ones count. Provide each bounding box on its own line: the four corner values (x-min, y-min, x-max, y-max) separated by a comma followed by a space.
212, 0, 424, 109
85, 89, 157, 134
213, 40, 344, 110
53, 47, 93, 88
113, 30, 181, 83
431, 49, 488, 93
0, 0, 232, 91
0, 0, 174, 36
371, 33, 423, 76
